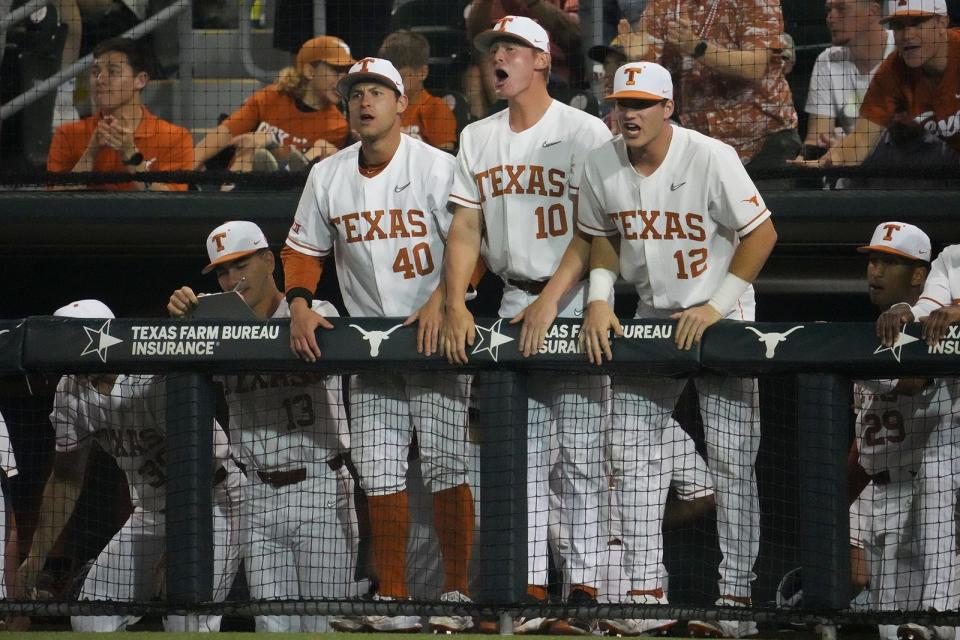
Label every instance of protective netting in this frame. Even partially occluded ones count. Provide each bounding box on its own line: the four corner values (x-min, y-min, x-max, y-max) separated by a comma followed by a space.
2, 1, 959, 187
3, 366, 957, 634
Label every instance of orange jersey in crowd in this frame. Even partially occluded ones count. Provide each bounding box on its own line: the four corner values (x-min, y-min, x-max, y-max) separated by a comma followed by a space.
860, 29, 960, 153
400, 90, 456, 149
223, 84, 350, 153
47, 107, 193, 191
641, 0, 797, 162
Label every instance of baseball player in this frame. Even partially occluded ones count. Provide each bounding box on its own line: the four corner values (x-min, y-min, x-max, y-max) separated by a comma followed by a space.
578, 61, 777, 637
0, 409, 18, 603
167, 220, 361, 633
441, 14, 612, 634
852, 222, 949, 640
17, 299, 241, 633
876, 244, 960, 640
282, 58, 475, 633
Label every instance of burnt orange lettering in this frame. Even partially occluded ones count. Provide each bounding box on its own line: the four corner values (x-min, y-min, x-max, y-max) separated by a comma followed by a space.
389, 209, 410, 238
489, 165, 505, 197
638, 210, 661, 240
547, 168, 565, 197
663, 211, 686, 240
619, 210, 638, 240
504, 164, 525, 194
342, 212, 362, 243
474, 170, 489, 203
211, 232, 227, 252
624, 67, 643, 85
686, 213, 705, 242
882, 223, 902, 241
362, 210, 387, 241
406, 209, 427, 237
527, 165, 546, 195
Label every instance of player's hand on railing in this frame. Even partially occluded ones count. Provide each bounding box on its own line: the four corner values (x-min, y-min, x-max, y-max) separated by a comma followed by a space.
510, 295, 559, 358
671, 304, 721, 351
443, 302, 476, 365
580, 301, 623, 365
15, 555, 43, 601
289, 298, 333, 362
920, 304, 960, 347
167, 287, 198, 318
876, 302, 914, 347
405, 290, 444, 357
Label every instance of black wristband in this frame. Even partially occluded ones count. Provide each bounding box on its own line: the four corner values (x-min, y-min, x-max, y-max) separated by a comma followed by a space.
123, 150, 144, 166
285, 288, 314, 308
692, 40, 708, 59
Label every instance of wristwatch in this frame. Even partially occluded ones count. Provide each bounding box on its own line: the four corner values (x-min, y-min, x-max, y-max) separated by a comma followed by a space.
692, 40, 708, 58
122, 150, 144, 166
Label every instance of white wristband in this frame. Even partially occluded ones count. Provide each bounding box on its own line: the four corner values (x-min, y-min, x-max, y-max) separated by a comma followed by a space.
588, 268, 617, 303
707, 272, 750, 316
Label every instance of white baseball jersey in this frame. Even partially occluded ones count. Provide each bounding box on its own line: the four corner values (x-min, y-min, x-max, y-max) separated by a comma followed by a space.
51, 374, 232, 512
448, 99, 612, 282
219, 298, 348, 471
854, 379, 948, 476
0, 409, 17, 479
286, 134, 455, 318
911, 244, 960, 320
577, 126, 770, 318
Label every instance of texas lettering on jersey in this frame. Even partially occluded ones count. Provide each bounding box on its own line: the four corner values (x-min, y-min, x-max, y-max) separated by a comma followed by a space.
473, 165, 566, 202
607, 210, 706, 242
329, 209, 429, 244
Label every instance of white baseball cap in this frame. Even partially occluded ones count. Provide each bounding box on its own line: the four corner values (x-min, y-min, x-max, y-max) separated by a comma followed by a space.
336, 57, 405, 98
54, 299, 115, 319
881, 0, 947, 22
857, 221, 931, 261
474, 15, 550, 53
605, 61, 674, 102
203, 220, 269, 275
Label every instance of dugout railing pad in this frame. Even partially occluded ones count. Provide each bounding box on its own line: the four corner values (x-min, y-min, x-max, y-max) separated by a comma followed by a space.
1, 317, 960, 627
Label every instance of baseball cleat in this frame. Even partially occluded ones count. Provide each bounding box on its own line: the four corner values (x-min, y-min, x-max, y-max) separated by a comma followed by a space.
360, 594, 423, 633
687, 596, 758, 639
329, 615, 366, 632
550, 587, 598, 636
429, 590, 475, 633
898, 624, 934, 640
599, 590, 676, 637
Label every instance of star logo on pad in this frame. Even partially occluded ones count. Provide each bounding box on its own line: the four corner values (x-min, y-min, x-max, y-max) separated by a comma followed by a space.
472, 319, 514, 362
873, 330, 919, 363
81, 320, 124, 363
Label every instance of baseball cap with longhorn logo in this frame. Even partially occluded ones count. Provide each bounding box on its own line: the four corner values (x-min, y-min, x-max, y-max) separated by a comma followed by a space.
881, 0, 947, 22
857, 221, 931, 261
474, 15, 550, 53
336, 57, 405, 98
203, 221, 269, 275
605, 61, 674, 102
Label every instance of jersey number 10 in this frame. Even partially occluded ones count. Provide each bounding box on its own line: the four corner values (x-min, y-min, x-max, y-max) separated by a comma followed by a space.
535, 204, 568, 239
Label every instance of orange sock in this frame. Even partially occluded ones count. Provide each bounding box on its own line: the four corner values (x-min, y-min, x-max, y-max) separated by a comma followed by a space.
432, 484, 475, 595
368, 490, 410, 599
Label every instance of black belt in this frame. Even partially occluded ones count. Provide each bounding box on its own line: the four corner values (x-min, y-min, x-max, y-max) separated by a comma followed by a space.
507, 278, 548, 295
256, 456, 344, 488
257, 467, 307, 487
870, 469, 916, 485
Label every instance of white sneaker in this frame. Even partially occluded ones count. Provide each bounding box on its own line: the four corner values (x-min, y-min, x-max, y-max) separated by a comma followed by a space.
361, 594, 422, 633
515, 615, 552, 634
688, 596, 758, 638
600, 591, 676, 637
330, 615, 366, 632
429, 590, 475, 633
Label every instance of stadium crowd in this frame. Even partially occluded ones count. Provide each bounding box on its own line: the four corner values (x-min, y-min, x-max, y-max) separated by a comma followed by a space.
0, 0, 960, 637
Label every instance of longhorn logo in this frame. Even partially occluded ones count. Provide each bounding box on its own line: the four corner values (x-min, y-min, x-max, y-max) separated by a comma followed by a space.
350, 323, 404, 357
744, 325, 804, 359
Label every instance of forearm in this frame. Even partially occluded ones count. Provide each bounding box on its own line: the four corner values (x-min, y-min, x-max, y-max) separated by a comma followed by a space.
194, 124, 234, 168
444, 212, 482, 306
22, 476, 81, 586
589, 234, 621, 273
70, 147, 98, 173
826, 121, 883, 166
728, 220, 777, 282
541, 231, 591, 302
521, 0, 581, 49
698, 44, 770, 83
466, 0, 494, 39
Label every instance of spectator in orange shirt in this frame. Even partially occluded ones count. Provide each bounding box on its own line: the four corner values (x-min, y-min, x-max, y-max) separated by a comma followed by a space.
632, 0, 800, 169
194, 35, 355, 175
47, 37, 193, 191
377, 30, 457, 152
815, 0, 960, 176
